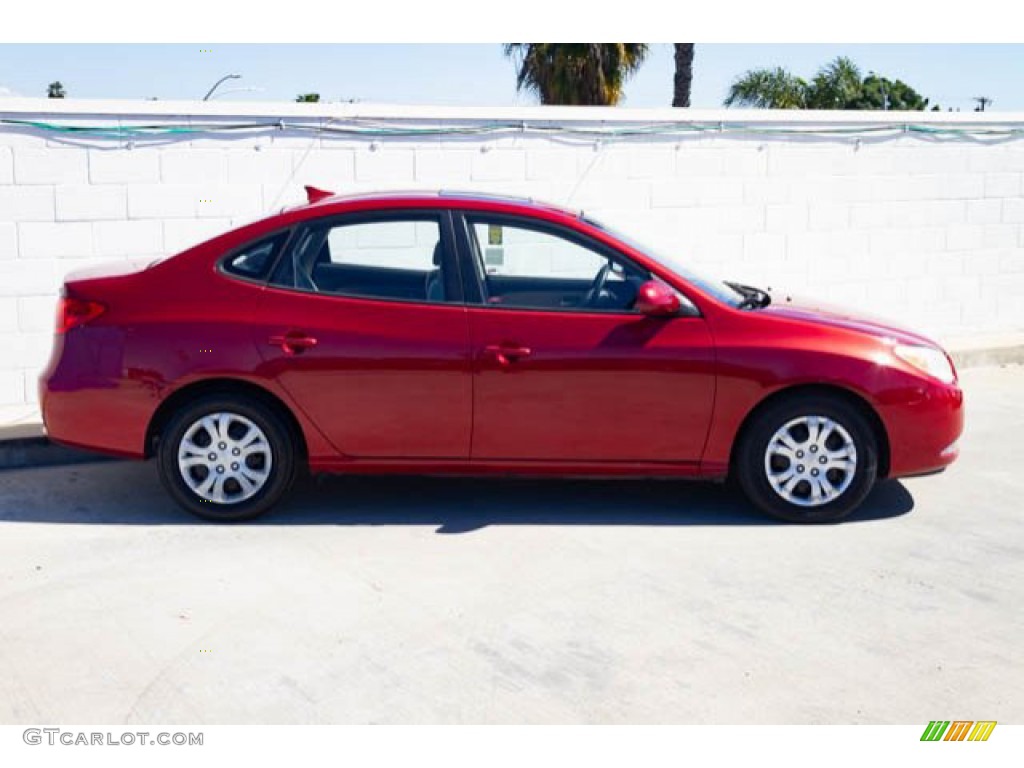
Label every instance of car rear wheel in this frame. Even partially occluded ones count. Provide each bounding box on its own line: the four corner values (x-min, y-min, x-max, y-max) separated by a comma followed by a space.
157, 395, 297, 522
735, 395, 878, 523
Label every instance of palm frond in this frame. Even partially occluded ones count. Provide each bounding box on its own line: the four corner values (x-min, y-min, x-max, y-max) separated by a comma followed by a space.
724, 67, 807, 109
502, 44, 649, 106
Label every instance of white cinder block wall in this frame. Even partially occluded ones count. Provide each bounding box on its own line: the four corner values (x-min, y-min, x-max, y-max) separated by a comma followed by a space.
1, 100, 1024, 407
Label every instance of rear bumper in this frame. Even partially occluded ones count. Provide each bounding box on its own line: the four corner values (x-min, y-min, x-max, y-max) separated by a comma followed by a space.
880, 378, 964, 479
41, 388, 150, 459
39, 332, 152, 459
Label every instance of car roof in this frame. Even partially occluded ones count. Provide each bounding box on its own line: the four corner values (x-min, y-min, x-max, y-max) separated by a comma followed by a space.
293, 188, 583, 218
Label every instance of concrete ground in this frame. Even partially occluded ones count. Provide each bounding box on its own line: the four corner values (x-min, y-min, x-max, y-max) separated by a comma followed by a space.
0, 365, 1021, 725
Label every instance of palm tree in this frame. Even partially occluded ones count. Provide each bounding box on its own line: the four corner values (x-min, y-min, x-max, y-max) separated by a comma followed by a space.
47, 81, 66, 99
725, 67, 807, 109
725, 56, 933, 111
503, 44, 649, 106
806, 57, 862, 109
672, 44, 695, 107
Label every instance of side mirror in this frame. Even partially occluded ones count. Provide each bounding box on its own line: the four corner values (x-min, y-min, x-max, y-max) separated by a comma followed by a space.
635, 280, 682, 317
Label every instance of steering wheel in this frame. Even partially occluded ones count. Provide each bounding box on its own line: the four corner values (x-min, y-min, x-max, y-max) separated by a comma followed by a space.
581, 262, 612, 307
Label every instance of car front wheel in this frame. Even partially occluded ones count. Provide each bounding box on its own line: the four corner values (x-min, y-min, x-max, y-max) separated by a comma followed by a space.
157, 395, 297, 522
735, 395, 878, 523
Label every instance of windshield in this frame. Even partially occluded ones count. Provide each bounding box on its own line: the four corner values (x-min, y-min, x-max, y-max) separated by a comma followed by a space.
585, 217, 746, 307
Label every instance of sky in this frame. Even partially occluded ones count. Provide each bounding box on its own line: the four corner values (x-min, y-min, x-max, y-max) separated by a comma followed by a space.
0, 44, 1021, 112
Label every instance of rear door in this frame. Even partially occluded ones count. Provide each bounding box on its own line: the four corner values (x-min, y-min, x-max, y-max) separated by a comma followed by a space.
456, 212, 716, 465
252, 209, 472, 459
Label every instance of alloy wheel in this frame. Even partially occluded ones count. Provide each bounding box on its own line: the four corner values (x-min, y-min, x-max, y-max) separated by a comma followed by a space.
763, 415, 857, 507
177, 412, 273, 505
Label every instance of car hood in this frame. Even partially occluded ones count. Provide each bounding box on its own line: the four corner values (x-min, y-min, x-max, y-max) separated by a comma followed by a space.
759, 293, 941, 348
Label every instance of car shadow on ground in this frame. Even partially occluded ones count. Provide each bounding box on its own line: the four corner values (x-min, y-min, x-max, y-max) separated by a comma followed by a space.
0, 461, 914, 530
275, 474, 915, 532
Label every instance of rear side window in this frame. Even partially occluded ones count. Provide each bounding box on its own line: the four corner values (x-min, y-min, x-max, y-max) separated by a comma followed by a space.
223, 233, 288, 280
269, 214, 456, 304
325, 220, 440, 271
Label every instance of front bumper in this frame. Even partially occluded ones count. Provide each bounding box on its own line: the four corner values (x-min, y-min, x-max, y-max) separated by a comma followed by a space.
880, 377, 964, 479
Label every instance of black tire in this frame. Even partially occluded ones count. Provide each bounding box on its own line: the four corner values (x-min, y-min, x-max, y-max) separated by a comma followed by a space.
734, 394, 878, 523
157, 394, 297, 522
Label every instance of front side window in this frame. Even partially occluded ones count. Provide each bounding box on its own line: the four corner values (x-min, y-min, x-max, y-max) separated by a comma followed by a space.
270, 215, 453, 303
464, 216, 649, 312
584, 216, 746, 308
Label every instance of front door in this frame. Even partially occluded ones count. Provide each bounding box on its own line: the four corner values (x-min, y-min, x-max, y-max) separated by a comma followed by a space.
458, 214, 716, 465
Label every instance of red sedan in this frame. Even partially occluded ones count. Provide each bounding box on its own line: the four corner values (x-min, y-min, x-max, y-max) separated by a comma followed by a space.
40, 189, 963, 523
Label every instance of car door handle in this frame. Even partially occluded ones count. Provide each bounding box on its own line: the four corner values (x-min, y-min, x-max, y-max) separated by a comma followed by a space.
483, 344, 532, 366
269, 331, 318, 355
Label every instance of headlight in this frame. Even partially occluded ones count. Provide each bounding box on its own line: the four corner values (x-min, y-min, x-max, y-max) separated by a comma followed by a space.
893, 344, 956, 384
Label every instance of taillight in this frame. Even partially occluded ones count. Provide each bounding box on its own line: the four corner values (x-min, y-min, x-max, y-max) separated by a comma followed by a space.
57, 297, 106, 334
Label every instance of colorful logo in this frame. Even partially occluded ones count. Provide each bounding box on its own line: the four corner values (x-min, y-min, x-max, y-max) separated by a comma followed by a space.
921, 721, 997, 741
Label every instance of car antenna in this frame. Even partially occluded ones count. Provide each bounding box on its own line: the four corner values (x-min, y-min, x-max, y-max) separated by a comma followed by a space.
304, 185, 335, 204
